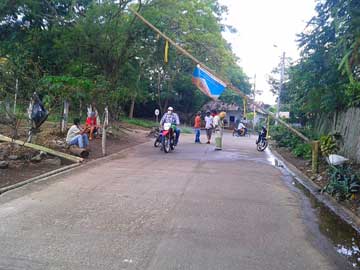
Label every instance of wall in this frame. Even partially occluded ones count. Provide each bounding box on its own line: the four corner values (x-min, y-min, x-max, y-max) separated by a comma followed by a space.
314, 107, 360, 163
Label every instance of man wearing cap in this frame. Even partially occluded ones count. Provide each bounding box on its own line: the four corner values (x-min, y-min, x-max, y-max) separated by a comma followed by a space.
160, 106, 181, 146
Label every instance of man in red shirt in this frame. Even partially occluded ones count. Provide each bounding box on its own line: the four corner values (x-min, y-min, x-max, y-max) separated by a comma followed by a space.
85, 112, 99, 140
194, 111, 202, 143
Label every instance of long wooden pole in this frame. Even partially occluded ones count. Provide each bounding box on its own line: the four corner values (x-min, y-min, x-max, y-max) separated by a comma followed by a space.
129, 8, 310, 143
0, 134, 83, 163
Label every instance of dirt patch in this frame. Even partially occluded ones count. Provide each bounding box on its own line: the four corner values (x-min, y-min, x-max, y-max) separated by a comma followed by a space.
0, 122, 149, 189
271, 143, 360, 216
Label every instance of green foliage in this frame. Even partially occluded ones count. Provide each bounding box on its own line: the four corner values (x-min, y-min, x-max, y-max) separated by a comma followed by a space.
269, 0, 360, 124
179, 126, 193, 134
0, 0, 250, 119
320, 135, 338, 157
271, 125, 314, 160
292, 143, 312, 160
121, 117, 158, 129
322, 165, 360, 201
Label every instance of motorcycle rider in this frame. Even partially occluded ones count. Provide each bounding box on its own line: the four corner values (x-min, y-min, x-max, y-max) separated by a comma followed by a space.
160, 106, 181, 146
237, 121, 247, 136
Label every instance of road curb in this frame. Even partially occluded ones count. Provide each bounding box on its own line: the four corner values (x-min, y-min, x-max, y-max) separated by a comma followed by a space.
270, 145, 360, 235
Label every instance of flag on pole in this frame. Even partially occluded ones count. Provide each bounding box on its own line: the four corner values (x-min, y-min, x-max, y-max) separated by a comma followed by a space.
164, 40, 169, 63
192, 65, 226, 99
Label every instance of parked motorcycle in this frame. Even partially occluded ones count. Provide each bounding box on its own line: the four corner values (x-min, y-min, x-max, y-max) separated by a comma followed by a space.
256, 127, 268, 151
161, 123, 176, 153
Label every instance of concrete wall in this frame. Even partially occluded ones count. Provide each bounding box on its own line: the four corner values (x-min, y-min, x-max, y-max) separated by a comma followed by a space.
314, 107, 360, 162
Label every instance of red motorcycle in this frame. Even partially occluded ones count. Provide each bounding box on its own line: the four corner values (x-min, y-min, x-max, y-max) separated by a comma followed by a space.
161, 123, 176, 153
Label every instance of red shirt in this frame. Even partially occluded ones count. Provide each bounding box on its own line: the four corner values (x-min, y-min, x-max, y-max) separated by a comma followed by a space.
86, 117, 97, 126
194, 115, 201, 128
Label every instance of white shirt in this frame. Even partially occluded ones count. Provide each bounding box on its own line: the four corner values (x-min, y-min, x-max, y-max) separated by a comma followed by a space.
204, 115, 213, 129
66, 125, 81, 143
238, 122, 246, 130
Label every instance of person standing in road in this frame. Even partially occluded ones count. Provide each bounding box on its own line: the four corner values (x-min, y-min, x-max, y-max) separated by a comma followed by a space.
213, 111, 226, 150
194, 111, 202, 143
204, 110, 213, 144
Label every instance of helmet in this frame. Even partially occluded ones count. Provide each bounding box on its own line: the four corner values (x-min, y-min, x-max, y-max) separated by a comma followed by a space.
168, 106, 174, 111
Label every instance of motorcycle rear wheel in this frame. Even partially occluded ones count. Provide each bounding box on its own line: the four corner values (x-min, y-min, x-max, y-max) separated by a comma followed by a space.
154, 138, 161, 147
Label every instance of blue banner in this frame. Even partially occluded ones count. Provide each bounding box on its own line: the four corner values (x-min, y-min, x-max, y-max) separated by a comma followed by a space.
192, 66, 227, 99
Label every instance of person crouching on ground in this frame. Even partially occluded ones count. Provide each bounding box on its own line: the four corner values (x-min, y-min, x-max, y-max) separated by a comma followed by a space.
85, 112, 99, 140
66, 118, 89, 149
194, 111, 202, 143
204, 110, 213, 144
213, 111, 226, 150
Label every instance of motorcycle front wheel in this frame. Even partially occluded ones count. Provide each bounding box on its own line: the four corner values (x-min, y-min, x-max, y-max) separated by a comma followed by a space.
163, 136, 171, 153
257, 139, 268, 152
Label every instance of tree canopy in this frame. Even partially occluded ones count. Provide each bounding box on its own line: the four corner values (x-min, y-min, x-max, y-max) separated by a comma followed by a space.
274, 0, 360, 124
0, 0, 251, 121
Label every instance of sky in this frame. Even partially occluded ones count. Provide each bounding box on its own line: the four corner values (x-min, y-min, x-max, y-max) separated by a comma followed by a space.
219, 0, 316, 105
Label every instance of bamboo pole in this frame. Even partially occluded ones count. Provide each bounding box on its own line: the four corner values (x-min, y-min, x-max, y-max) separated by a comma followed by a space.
0, 134, 83, 163
129, 8, 310, 143
312, 141, 320, 174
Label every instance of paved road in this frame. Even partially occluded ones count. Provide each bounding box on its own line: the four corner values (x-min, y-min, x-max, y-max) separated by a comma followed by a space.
0, 133, 350, 269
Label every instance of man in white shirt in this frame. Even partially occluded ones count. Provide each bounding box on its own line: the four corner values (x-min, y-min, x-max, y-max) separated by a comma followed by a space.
66, 118, 89, 149
204, 110, 213, 144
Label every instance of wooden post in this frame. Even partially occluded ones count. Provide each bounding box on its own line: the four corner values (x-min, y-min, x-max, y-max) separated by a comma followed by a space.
243, 98, 246, 117
102, 106, 109, 157
61, 100, 69, 134
13, 78, 18, 114
312, 141, 320, 174
26, 93, 35, 143
5, 99, 11, 120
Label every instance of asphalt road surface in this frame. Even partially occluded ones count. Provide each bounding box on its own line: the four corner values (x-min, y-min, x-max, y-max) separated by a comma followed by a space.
0, 132, 351, 269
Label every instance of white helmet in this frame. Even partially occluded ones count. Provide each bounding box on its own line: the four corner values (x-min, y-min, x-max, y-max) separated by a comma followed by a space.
168, 106, 174, 111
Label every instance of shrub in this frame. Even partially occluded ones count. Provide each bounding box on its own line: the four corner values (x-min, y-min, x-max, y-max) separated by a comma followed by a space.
292, 143, 312, 160
270, 125, 315, 160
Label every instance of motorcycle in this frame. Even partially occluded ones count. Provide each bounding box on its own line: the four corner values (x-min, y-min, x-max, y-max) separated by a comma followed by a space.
256, 129, 268, 152
232, 127, 248, 137
153, 127, 162, 147
161, 123, 176, 153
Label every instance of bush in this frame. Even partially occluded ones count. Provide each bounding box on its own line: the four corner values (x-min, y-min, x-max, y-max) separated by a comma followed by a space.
270, 125, 315, 160
292, 143, 312, 160
121, 117, 157, 128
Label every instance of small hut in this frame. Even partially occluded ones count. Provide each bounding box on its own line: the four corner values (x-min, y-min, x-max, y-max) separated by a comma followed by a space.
202, 101, 242, 128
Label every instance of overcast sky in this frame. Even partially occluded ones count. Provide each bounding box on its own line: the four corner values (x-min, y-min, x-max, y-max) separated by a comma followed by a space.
219, 0, 316, 104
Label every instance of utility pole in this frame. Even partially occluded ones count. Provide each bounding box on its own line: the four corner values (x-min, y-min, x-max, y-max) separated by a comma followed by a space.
253, 74, 256, 130
276, 51, 285, 125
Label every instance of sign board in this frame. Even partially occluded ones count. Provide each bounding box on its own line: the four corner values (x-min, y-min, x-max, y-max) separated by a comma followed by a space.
155, 109, 160, 116
279, 111, 290, 119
